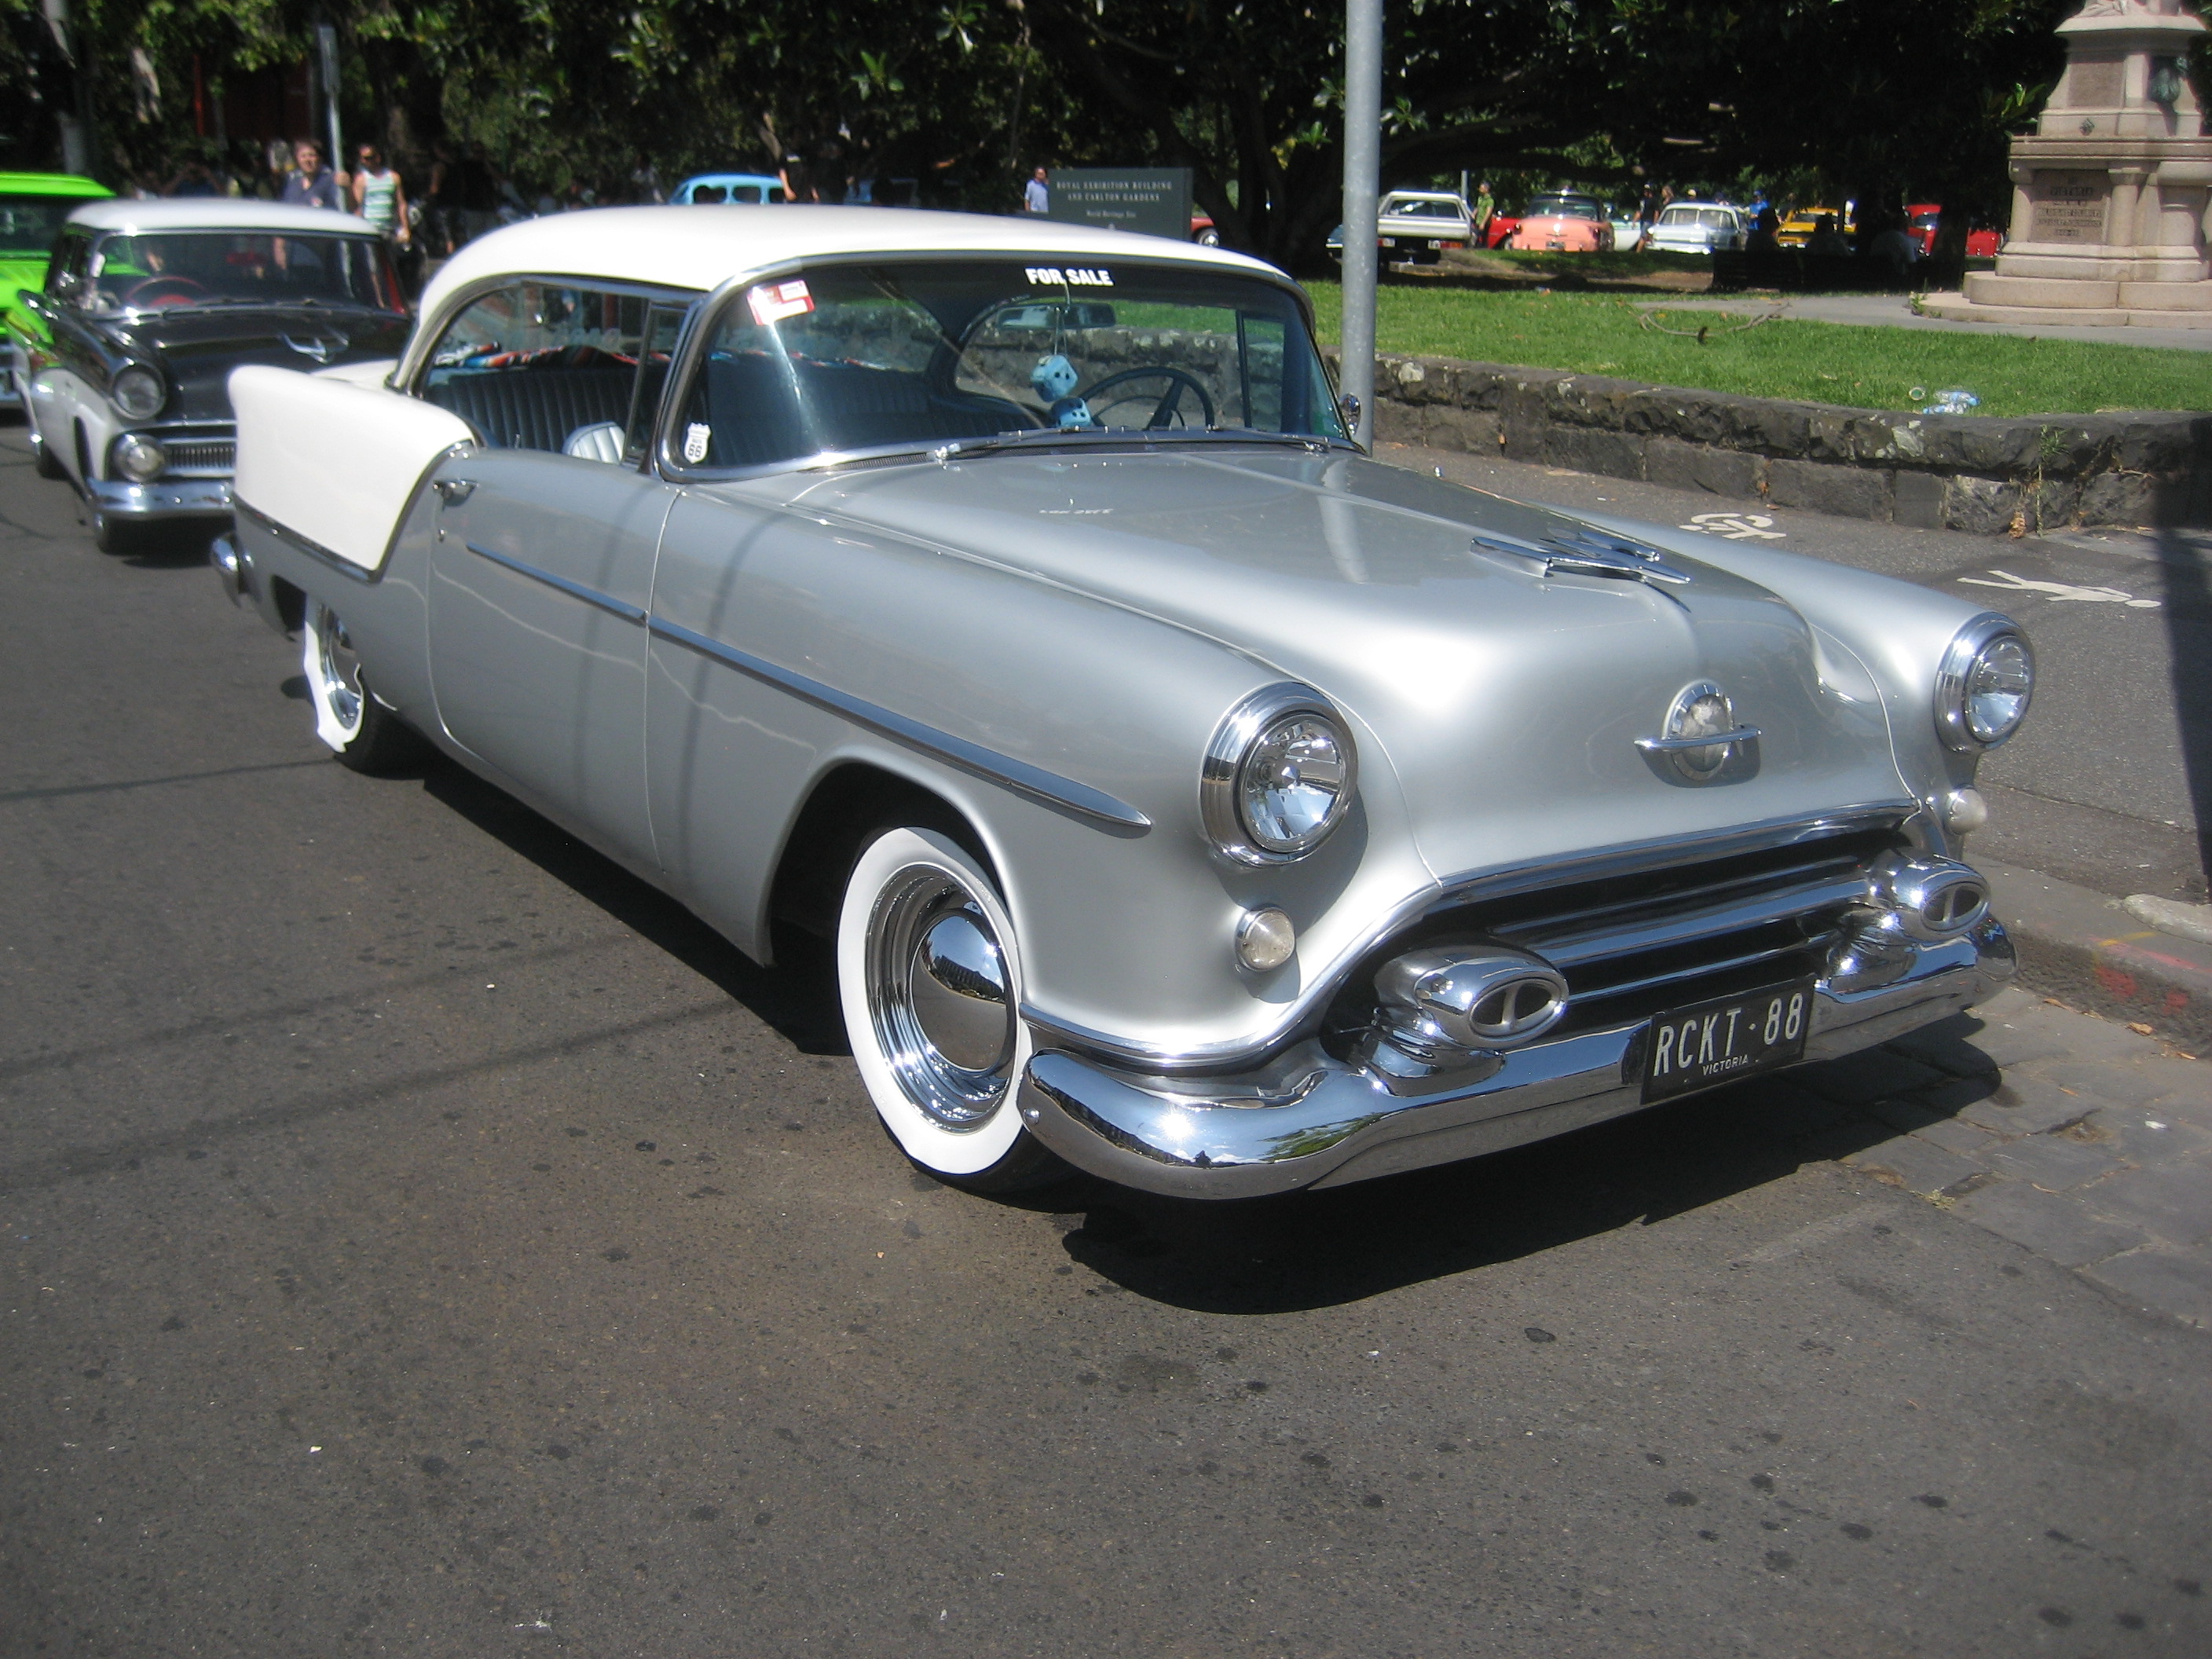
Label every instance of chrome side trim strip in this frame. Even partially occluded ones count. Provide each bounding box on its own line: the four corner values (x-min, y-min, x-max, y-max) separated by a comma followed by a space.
1018, 803, 1917, 1071
233, 496, 375, 583
463, 540, 649, 625
646, 616, 1152, 832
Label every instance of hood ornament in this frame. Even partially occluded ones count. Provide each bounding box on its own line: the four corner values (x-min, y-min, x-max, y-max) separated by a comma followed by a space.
1471, 526, 1692, 586
282, 332, 345, 364
1635, 680, 1760, 781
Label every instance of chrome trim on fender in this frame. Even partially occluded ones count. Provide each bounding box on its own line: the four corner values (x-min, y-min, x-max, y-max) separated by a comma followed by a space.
463, 540, 648, 625
234, 496, 375, 583
1019, 928, 2007, 1199
646, 616, 1152, 832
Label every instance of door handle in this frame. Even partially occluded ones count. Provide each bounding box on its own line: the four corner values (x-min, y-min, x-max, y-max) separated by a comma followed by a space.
432, 478, 476, 504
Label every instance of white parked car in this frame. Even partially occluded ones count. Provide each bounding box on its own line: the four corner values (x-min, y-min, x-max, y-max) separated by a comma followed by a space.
1645, 203, 1750, 255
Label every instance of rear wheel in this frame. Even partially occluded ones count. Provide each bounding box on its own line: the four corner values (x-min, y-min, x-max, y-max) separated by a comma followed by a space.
303, 598, 427, 774
837, 826, 1067, 1192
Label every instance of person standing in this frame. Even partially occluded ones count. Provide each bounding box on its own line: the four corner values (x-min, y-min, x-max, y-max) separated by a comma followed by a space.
280, 139, 342, 211
1470, 181, 1495, 242
1022, 166, 1049, 214
351, 145, 411, 247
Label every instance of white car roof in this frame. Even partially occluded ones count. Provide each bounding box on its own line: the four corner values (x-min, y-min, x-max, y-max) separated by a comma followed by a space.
66, 197, 382, 236
419, 204, 1287, 318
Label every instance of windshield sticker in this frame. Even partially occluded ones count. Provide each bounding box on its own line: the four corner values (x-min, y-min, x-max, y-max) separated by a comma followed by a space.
747, 279, 815, 325
683, 423, 712, 464
1024, 266, 1114, 288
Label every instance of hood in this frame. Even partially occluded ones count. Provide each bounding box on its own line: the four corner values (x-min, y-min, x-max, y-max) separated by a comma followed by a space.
788, 448, 1910, 881
108, 306, 411, 420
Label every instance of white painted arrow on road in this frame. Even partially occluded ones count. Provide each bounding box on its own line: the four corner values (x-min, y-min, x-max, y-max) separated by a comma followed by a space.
1957, 569, 2161, 608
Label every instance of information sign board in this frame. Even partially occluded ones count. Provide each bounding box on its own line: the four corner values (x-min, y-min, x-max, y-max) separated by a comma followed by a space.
1046, 169, 1193, 242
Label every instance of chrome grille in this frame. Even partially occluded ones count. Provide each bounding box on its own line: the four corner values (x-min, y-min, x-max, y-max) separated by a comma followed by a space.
161, 438, 235, 475
1325, 826, 1903, 1053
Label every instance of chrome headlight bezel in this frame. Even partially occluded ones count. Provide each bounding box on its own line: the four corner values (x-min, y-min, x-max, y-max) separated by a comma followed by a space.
111, 364, 167, 421
1936, 613, 2034, 753
1201, 683, 1359, 864
112, 432, 167, 482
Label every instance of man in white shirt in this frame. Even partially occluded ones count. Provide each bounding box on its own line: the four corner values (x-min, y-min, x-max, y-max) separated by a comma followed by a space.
1023, 167, 1049, 214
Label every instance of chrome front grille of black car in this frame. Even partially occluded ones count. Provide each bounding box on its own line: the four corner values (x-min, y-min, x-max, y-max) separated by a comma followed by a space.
1322, 826, 1906, 1055
161, 438, 236, 475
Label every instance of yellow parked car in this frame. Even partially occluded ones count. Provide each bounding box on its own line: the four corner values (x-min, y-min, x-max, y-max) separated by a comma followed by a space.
1774, 207, 1855, 250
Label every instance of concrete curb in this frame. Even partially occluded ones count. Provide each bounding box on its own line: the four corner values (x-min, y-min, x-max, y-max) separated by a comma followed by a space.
1324, 347, 2212, 533
1983, 858, 2212, 1054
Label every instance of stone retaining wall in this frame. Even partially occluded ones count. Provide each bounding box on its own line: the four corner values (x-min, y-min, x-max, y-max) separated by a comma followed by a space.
1340, 350, 2212, 533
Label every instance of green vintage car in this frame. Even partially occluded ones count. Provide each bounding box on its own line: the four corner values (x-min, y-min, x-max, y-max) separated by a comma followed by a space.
2, 170, 113, 408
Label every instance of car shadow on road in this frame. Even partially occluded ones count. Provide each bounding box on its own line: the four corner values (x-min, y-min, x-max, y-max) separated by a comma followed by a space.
1031, 1052, 1976, 1315
419, 756, 850, 1057
2157, 528, 2212, 894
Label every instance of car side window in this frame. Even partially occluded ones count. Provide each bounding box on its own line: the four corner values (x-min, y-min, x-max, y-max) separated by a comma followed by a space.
418, 280, 661, 461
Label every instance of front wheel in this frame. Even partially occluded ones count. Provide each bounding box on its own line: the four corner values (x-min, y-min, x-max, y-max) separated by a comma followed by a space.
302, 598, 427, 774
837, 826, 1067, 1192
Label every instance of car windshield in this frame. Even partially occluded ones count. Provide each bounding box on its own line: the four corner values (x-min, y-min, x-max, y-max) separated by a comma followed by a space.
82, 231, 405, 313
673, 258, 1346, 470
0, 194, 86, 258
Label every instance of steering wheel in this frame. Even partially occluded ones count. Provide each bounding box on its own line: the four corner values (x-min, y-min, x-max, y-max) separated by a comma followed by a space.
1080, 367, 1218, 430
123, 276, 207, 308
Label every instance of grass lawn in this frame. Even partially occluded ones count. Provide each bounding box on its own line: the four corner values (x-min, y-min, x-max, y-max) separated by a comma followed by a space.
1302, 280, 2212, 418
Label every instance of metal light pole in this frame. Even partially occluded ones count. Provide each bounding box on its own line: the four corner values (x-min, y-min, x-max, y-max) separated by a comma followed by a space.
1339, 0, 1382, 449
316, 24, 344, 181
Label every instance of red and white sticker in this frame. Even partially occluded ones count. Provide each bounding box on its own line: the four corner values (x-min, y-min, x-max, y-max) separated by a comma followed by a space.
747, 278, 815, 325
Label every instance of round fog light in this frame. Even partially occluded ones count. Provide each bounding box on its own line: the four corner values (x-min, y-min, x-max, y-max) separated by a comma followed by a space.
1234, 906, 1296, 972
115, 434, 166, 482
1940, 787, 1988, 834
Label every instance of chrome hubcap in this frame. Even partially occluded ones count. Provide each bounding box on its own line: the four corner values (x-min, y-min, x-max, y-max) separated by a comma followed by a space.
314, 606, 364, 732
867, 868, 1014, 1130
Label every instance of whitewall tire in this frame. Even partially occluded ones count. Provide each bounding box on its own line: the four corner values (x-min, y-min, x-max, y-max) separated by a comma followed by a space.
302, 598, 424, 775
837, 826, 1062, 1190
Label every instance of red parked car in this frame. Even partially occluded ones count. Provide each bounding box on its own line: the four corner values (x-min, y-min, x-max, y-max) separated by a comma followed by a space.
1906, 204, 2002, 259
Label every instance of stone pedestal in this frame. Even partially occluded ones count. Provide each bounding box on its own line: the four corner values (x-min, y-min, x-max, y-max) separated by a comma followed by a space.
1925, 0, 2212, 328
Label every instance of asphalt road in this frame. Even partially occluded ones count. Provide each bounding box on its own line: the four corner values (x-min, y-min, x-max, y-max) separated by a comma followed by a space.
1389, 441, 2212, 908
2, 422, 2209, 1658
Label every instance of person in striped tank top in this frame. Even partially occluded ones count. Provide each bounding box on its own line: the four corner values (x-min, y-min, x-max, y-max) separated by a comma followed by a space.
350, 145, 411, 251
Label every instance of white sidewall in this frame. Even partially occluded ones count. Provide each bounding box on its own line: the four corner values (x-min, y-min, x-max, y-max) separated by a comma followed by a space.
837, 826, 1032, 1177
302, 601, 363, 753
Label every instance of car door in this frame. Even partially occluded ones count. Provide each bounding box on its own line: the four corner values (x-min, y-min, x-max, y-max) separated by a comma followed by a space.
420, 280, 693, 877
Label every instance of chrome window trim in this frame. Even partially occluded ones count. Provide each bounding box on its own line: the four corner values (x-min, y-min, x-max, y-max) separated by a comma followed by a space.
652, 249, 1339, 486
1020, 800, 1917, 1071
463, 541, 648, 625
646, 616, 1151, 832
1935, 610, 2033, 753
1199, 682, 1358, 864
394, 273, 709, 395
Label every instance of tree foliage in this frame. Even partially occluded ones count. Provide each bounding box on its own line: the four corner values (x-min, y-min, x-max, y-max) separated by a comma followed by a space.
0, 0, 2157, 259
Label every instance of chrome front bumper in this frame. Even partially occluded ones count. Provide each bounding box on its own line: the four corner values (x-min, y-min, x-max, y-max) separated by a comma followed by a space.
1018, 920, 2014, 1199
89, 476, 233, 520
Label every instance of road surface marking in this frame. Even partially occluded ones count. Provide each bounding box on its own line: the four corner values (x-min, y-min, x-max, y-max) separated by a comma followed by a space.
1957, 569, 2160, 607
1681, 512, 1786, 540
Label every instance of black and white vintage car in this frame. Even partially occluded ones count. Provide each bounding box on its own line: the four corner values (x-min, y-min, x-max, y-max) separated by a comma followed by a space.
21, 197, 409, 551
218, 206, 2029, 1199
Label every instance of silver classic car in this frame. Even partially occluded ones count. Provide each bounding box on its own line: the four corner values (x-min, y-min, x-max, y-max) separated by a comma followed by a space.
219, 206, 2028, 1197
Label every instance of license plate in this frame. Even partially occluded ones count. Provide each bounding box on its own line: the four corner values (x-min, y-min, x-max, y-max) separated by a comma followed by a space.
1642, 980, 1814, 1103
1381, 237, 1397, 247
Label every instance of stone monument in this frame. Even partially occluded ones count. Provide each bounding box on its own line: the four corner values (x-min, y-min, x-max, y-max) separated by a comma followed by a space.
1925, 0, 2212, 327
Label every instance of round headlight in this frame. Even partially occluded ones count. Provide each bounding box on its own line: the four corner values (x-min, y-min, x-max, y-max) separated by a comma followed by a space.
112, 365, 166, 420
113, 433, 166, 482
1202, 686, 1358, 862
1936, 617, 2034, 751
